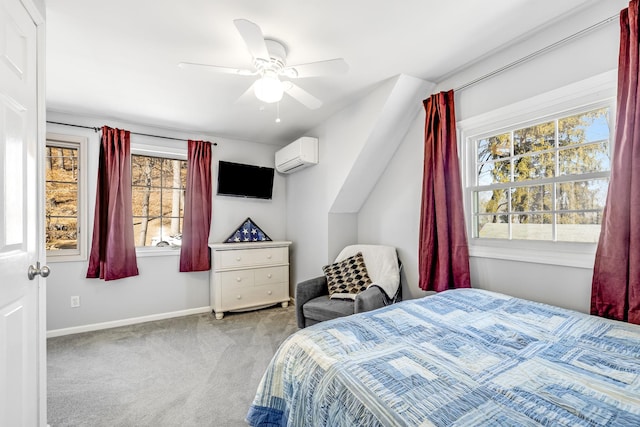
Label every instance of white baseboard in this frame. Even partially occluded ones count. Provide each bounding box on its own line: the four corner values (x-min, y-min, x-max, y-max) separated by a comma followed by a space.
46, 306, 212, 338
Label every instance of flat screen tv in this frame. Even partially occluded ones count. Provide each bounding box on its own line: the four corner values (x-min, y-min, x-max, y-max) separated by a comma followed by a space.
217, 161, 274, 200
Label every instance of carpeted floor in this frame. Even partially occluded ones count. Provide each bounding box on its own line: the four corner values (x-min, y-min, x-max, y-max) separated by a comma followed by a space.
47, 305, 298, 427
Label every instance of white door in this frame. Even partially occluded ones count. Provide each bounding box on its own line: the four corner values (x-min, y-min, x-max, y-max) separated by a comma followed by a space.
0, 0, 46, 424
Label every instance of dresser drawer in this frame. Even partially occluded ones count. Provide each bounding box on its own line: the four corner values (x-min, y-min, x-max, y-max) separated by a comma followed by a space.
254, 283, 289, 302
221, 283, 289, 311
218, 270, 253, 288
220, 288, 256, 310
217, 247, 287, 269
254, 266, 287, 286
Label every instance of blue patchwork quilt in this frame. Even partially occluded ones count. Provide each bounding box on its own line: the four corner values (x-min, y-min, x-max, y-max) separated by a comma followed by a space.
247, 288, 640, 426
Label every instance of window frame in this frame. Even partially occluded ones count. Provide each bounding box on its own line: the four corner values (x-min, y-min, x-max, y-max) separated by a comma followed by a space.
458, 71, 617, 268
45, 133, 88, 262
130, 143, 187, 257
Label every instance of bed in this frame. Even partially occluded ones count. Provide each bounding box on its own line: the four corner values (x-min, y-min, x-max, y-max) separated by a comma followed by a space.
246, 288, 640, 426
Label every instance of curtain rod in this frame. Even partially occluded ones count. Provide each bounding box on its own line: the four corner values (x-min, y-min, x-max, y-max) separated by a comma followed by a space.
46, 121, 217, 146
454, 13, 620, 92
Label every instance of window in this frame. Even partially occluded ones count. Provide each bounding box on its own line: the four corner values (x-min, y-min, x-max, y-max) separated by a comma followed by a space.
458, 72, 617, 267
45, 133, 87, 261
471, 106, 611, 243
131, 153, 187, 248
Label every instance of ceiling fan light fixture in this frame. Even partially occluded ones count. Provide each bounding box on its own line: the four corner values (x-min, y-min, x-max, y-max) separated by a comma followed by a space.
254, 72, 284, 103
180, 20, 343, 109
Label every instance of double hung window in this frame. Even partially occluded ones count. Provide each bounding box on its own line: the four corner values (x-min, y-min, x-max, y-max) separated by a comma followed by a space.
459, 73, 616, 267
131, 153, 187, 248
470, 106, 611, 243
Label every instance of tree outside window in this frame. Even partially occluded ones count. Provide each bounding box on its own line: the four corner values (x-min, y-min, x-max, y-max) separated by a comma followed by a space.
46, 143, 80, 253
472, 107, 610, 243
131, 154, 187, 247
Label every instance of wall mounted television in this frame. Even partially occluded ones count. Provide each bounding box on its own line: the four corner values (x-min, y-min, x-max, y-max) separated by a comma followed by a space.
217, 161, 274, 200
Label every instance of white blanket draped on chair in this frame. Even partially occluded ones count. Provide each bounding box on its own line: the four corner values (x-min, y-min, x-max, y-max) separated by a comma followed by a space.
333, 244, 400, 300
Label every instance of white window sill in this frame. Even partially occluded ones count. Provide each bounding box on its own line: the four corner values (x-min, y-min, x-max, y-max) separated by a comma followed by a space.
469, 239, 597, 269
46, 254, 86, 263
48, 247, 183, 261
135, 246, 182, 257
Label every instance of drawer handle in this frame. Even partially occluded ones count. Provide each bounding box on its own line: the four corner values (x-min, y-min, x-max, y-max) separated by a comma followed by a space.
236, 277, 242, 282
267, 290, 272, 295
267, 254, 272, 259
267, 274, 272, 279
236, 295, 242, 300
236, 256, 241, 261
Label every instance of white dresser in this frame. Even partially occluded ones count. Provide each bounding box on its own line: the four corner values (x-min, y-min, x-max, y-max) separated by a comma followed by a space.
209, 241, 291, 319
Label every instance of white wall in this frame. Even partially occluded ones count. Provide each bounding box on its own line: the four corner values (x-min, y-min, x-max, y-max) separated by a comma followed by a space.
357, 115, 429, 300
286, 75, 434, 294
286, 79, 400, 288
328, 213, 357, 264
285, 161, 329, 293
356, 0, 627, 310
46, 112, 286, 332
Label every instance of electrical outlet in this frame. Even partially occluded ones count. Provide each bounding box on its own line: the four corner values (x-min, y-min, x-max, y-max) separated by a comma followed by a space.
70, 296, 80, 308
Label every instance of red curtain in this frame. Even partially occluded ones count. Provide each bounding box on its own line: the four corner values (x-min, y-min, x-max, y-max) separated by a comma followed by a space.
418, 90, 471, 292
591, 0, 640, 324
179, 140, 212, 272
86, 126, 139, 281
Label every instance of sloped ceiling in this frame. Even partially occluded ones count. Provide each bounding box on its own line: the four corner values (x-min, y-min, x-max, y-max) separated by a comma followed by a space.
46, 0, 596, 145
329, 75, 434, 213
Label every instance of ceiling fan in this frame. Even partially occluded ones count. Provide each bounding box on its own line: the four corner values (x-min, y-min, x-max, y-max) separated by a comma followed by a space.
178, 19, 348, 109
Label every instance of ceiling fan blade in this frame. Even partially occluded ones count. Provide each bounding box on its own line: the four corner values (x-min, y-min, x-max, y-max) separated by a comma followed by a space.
282, 58, 349, 78
282, 81, 322, 109
233, 19, 270, 61
234, 82, 257, 105
178, 62, 256, 76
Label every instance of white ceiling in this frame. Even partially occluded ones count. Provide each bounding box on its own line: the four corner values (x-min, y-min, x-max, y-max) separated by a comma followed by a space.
46, 0, 597, 145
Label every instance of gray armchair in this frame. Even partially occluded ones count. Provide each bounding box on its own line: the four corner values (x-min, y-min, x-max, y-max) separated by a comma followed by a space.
295, 245, 402, 328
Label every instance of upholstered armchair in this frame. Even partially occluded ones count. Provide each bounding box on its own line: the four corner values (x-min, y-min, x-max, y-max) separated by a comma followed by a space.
295, 244, 402, 328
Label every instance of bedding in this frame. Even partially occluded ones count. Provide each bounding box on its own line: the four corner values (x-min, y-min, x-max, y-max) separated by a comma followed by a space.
247, 288, 640, 426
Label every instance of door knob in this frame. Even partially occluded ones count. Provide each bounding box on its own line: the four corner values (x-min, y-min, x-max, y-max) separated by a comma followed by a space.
28, 262, 50, 280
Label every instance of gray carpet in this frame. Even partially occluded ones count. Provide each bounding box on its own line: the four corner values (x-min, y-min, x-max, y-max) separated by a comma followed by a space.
47, 305, 298, 427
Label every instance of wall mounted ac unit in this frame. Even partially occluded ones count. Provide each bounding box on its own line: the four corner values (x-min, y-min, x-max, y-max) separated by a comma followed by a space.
275, 136, 318, 174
